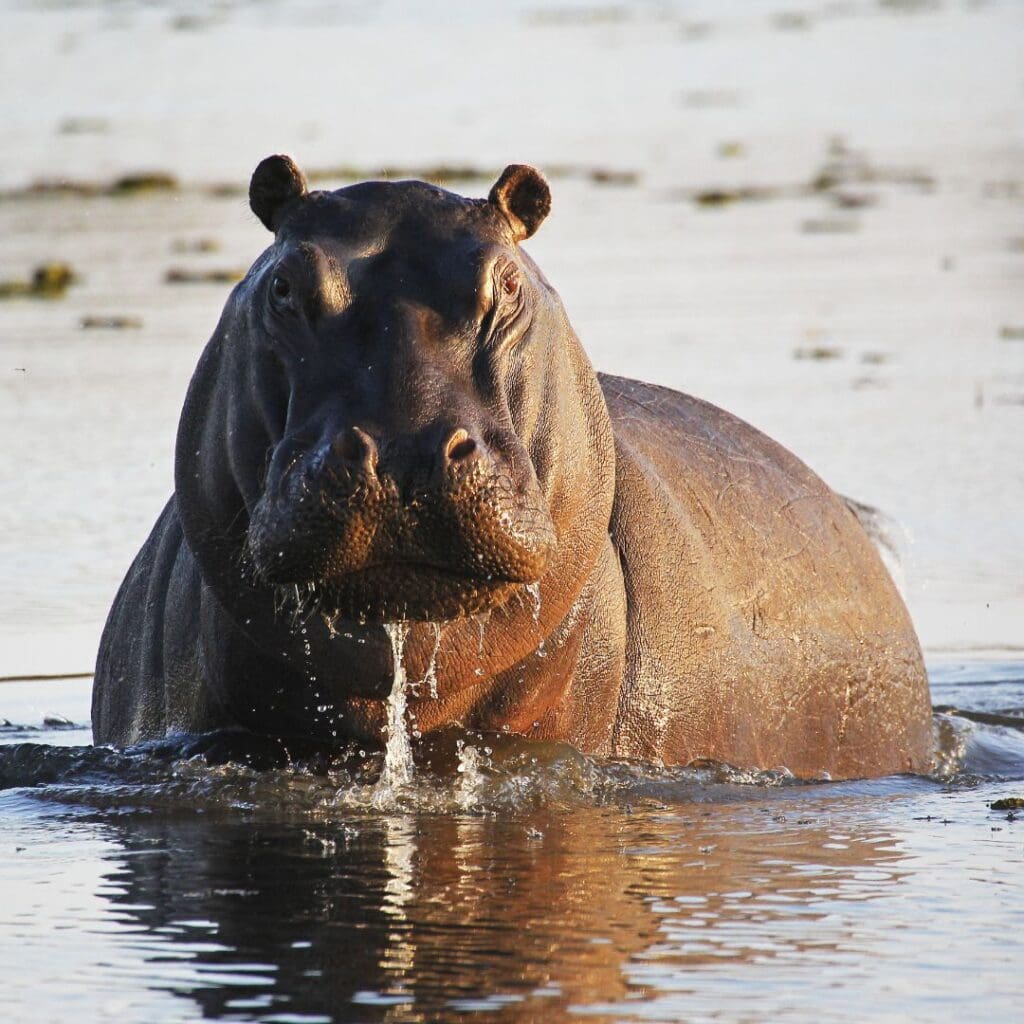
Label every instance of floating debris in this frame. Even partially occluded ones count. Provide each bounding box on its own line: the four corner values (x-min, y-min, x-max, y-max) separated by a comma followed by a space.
693, 186, 776, 207
3, 164, 642, 203
794, 345, 843, 361
999, 325, 1024, 341
110, 172, 178, 195
771, 11, 812, 31
57, 117, 109, 135
680, 89, 740, 108
680, 20, 714, 40
307, 163, 499, 186
307, 162, 641, 188
831, 191, 876, 209
801, 217, 860, 234
172, 237, 221, 254
80, 315, 143, 330
879, 0, 941, 12
165, 267, 245, 285
587, 167, 640, 186
861, 351, 890, 365
170, 12, 220, 31
1, 172, 178, 200
682, 138, 931, 210
990, 797, 1024, 811
716, 141, 745, 159
0, 262, 78, 299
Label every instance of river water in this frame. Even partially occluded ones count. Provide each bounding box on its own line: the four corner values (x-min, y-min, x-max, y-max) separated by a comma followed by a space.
1, 0, 1023, 1020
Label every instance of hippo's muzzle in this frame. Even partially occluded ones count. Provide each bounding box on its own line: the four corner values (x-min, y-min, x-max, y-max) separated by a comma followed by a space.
247, 420, 557, 622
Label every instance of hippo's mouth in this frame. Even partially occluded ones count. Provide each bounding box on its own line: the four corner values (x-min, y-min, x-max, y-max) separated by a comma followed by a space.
269, 554, 536, 623
287, 561, 520, 623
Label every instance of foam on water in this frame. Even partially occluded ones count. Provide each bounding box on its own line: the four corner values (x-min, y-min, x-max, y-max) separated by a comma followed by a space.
455, 739, 486, 811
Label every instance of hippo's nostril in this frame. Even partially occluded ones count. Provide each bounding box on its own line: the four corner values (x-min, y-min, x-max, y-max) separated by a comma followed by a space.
332, 426, 379, 475
444, 429, 479, 464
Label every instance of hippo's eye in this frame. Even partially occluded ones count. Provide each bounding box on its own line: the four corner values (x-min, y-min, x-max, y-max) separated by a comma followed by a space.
269, 273, 292, 308
499, 264, 521, 300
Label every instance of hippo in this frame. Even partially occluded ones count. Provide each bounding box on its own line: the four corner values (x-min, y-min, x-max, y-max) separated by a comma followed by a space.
93, 156, 933, 779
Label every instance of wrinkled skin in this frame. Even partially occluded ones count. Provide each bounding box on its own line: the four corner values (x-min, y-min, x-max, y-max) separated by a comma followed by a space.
93, 158, 933, 779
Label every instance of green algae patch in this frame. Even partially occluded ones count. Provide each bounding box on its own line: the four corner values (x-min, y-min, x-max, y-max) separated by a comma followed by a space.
165, 267, 245, 285
0, 262, 78, 299
109, 172, 179, 195
1, 172, 178, 200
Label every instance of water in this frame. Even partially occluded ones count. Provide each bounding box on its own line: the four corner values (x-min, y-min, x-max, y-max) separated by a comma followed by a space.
416, 622, 442, 702
373, 623, 413, 804
1, 664, 1024, 1023
1, 0, 1023, 1020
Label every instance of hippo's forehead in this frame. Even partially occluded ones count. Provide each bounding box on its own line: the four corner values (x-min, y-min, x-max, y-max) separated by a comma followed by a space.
277, 180, 503, 256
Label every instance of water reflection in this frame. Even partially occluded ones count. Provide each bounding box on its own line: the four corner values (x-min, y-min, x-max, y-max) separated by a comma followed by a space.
91, 800, 913, 1022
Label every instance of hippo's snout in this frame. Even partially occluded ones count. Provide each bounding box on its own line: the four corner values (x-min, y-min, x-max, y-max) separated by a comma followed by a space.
329, 423, 491, 496
247, 423, 557, 622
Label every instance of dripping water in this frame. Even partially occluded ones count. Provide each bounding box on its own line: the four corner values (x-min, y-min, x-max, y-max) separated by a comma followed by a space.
525, 581, 541, 625
374, 622, 414, 802
419, 621, 442, 700
475, 613, 489, 676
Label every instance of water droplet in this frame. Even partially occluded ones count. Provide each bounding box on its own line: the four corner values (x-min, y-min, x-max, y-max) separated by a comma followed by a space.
525, 581, 541, 624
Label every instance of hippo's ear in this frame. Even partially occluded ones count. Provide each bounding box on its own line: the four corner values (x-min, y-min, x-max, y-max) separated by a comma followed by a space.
488, 164, 551, 242
249, 154, 308, 232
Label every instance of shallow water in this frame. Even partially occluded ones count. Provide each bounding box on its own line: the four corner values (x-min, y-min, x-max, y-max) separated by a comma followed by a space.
2, 0, 1023, 1020
2, 663, 1024, 1023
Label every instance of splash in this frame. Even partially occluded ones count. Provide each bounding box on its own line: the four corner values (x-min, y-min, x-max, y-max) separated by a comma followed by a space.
455, 739, 485, 810
374, 622, 414, 804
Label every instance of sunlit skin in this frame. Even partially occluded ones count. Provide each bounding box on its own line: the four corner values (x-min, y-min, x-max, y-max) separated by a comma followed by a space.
93, 156, 932, 779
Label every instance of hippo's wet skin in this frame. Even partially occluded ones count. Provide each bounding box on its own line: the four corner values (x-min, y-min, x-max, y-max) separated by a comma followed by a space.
93, 156, 932, 779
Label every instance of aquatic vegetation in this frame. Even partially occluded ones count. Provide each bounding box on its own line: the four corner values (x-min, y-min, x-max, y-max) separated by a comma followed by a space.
164, 267, 245, 285
79, 315, 143, 330
0, 262, 77, 299
0, 172, 179, 200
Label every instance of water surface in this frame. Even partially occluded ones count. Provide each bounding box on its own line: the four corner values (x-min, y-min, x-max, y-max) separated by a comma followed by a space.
2, 664, 1024, 1022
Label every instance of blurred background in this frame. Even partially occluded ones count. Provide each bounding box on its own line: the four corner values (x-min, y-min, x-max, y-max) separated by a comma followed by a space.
1, 0, 1022, 679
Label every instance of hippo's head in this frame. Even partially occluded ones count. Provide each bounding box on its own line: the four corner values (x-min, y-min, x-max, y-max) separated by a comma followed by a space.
176, 155, 597, 625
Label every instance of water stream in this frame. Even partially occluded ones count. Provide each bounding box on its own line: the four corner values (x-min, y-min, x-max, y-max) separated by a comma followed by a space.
373, 622, 414, 805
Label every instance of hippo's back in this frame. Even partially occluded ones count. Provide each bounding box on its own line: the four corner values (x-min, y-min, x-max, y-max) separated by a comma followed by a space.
599, 373, 932, 779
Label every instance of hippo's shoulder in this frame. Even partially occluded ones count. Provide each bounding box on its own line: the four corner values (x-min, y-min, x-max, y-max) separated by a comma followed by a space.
599, 373, 732, 435
598, 373, 808, 478
597, 372, 848, 543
